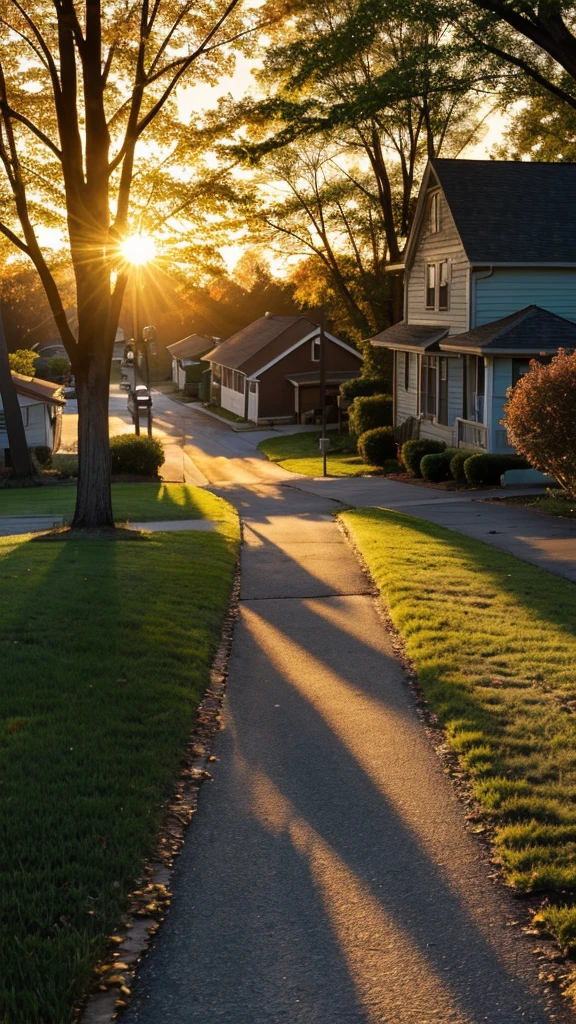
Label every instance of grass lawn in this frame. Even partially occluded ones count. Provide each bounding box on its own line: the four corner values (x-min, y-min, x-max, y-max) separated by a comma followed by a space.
503, 491, 576, 520
0, 481, 227, 522
205, 403, 246, 423
0, 487, 239, 1023
341, 507, 576, 952
259, 430, 384, 477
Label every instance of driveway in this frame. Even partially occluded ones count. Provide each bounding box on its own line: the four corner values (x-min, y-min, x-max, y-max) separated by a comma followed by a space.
118, 396, 573, 1024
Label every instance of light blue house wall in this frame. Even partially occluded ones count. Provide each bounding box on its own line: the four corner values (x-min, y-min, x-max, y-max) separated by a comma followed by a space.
474, 268, 576, 327
474, 268, 576, 453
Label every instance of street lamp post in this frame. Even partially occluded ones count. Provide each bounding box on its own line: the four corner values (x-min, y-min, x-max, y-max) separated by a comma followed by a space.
121, 234, 157, 438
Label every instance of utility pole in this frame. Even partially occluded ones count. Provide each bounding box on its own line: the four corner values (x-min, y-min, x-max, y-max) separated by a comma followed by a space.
318, 309, 329, 478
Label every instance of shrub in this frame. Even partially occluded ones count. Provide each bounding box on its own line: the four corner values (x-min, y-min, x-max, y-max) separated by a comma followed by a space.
34, 445, 52, 468
348, 394, 392, 438
9, 349, 37, 376
401, 438, 446, 477
48, 357, 70, 382
450, 449, 474, 486
464, 453, 529, 487
53, 455, 78, 479
357, 426, 396, 467
420, 448, 459, 483
504, 349, 576, 496
109, 435, 165, 476
340, 376, 389, 401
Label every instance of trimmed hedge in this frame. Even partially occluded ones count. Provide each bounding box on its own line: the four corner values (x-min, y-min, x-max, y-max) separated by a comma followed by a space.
340, 376, 389, 401
358, 426, 396, 467
348, 394, 392, 438
420, 448, 459, 483
401, 438, 446, 478
110, 435, 165, 476
464, 453, 529, 487
450, 449, 473, 486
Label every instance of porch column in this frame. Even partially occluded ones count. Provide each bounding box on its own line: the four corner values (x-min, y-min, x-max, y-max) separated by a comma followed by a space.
484, 356, 494, 452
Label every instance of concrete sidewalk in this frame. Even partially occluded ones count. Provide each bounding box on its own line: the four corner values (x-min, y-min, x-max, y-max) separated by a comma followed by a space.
123, 491, 569, 1024
286, 476, 576, 583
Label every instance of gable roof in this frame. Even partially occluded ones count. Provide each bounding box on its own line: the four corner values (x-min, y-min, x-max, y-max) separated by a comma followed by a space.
166, 334, 214, 360
204, 315, 319, 371
440, 305, 576, 355
406, 159, 576, 268
11, 371, 65, 405
370, 321, 449, 352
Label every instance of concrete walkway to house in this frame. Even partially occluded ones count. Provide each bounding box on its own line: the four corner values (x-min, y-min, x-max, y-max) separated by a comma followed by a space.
123, 468, 571, 1024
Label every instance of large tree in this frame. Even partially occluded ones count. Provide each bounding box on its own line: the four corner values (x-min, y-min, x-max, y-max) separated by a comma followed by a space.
0, 0, 262, 525
209, 0, 496, 341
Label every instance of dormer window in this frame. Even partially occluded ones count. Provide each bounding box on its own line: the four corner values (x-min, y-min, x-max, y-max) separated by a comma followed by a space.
429, 191, 440, 233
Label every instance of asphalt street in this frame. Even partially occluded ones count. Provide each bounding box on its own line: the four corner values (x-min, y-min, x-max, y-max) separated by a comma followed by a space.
110, 392, 574, 1024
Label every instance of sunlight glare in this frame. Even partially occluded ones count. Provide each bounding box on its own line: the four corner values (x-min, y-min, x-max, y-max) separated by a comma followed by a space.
121, 234, 157, 265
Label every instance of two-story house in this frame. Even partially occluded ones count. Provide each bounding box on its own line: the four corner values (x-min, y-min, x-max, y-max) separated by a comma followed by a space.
370, 159, 576, 452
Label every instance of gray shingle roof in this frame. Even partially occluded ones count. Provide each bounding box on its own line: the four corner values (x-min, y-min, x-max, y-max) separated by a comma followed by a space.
440, 305, 576, 354
370, 322, 449, 352
166, 334, 213, 360
204, 316, 317, 370
432, 159, 576, 264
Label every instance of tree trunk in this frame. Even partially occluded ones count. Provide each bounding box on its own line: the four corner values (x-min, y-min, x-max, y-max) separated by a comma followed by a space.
0, 307, 36, 480
72, 353, 113, 528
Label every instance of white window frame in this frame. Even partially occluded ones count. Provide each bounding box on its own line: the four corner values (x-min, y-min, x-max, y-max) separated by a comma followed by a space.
311, 337, 321, 362
429, 191, 440, 234
425, 261, 450, 312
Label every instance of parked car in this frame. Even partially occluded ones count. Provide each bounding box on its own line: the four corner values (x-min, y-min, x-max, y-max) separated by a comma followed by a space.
127, 385, 152, 422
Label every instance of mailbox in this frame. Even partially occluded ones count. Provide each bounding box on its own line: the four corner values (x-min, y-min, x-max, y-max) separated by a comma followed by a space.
318, 437, 331, 454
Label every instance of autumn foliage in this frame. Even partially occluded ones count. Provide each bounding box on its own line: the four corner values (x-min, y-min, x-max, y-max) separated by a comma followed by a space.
503, 350, 576, 495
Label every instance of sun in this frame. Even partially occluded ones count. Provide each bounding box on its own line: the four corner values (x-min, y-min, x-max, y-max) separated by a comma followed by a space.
120, 234, 157, 265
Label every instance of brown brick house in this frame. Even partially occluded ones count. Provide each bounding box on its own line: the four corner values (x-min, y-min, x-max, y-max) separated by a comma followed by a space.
204, 315, 362, 424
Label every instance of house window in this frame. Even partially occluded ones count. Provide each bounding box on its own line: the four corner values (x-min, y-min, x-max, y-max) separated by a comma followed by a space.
0, 411, 4, 430
511, 358, 532, 387
438, 262, 449, 310
404, 352, 410, 391
463, 355, 485, 421
421, 355, 437, 416
312, 337, 321, 362
438, 358, 449, 425
426, 264, 436, 309
429, 192, 440, 233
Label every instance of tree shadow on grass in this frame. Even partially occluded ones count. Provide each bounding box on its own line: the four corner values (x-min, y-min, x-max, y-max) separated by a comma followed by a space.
0, 526, 236, 1024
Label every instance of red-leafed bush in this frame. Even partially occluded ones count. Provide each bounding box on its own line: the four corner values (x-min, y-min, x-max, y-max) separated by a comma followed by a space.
503, 349, 576, 494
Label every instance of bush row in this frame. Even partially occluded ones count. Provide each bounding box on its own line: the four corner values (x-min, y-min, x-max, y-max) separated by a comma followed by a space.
400, 438, 529, 485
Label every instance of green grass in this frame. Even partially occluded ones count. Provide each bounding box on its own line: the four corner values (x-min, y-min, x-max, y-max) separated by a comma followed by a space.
341, 507, 576, 950
205, 403, 246, 423
0, 490, 239, 1023
503, 491, 576, 519
0, 481, 229, 523
258, 430, 381, 477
